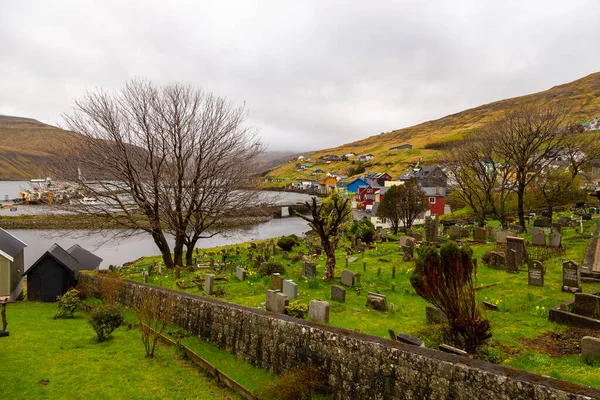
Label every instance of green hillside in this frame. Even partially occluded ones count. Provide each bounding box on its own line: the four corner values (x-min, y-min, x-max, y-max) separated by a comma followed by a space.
265, 72, 600, 185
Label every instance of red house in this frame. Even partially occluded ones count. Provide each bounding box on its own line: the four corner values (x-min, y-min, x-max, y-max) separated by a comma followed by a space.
396, 165, 447, 216
355, 185, 382, 210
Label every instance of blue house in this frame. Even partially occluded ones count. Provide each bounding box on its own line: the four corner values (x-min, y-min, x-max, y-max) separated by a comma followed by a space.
346, 178, 368, 193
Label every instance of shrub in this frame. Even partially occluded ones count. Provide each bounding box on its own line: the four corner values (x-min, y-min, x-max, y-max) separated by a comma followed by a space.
264, 365, 326, 400
54, 289, 83, 319
258, 261, 286, 276
349, 218, 375, 244
138, 290, 173, 358
89, 305, 124, 342
277, 235, 298, 251
285, 300, 308, 318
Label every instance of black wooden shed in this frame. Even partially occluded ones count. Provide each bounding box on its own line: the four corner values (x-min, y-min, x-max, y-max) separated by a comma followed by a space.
24, 244, 80, 302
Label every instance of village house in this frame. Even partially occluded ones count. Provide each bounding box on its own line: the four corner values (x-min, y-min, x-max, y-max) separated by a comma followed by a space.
0, 228, 27, 301
357, 154, 374, 162
355, 184, 383, 211
318, 176, 338, 194
346, 177, 369, 193
363, 172, 392, 187
396, 165, 447, 216
390, 144, 413, 151
322, 154, 340, 162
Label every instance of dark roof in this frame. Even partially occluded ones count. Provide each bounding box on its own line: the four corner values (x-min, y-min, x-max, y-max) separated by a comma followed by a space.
0, 228, 27, 258
23, 243, 79, 276
397, 166, 442, 181
67, 244, 103, 271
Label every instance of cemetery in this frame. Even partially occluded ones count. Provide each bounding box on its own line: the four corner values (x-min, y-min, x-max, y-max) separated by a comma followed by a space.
100, 213, 600, 392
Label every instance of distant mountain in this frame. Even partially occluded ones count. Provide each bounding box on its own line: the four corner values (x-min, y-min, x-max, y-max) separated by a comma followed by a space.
265, 72, 600, 184
0, 116, 81, 180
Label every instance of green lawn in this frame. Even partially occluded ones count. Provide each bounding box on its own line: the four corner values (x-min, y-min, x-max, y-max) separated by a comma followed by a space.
0, 301, 239, 400
122, 215, 600, 388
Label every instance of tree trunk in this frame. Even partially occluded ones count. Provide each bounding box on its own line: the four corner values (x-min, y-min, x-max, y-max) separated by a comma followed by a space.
517, 173, 526, 228
323, 240, 336, 280
173, 234, 185, 268
185, 239, 198, 266
547, 205, 554, 222
151, 229, 175, 269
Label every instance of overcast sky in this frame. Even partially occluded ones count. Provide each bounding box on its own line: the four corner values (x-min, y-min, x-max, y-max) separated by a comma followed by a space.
1, 1, 599, 152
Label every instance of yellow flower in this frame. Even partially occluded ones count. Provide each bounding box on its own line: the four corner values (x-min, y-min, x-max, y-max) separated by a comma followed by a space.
536, 306, 540, 310
541, 306, 545, 310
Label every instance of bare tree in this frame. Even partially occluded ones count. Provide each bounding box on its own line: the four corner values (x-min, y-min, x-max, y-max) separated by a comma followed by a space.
487, 103, 568, 227
63, 80, 264, 268
138, 289, 173, 358
295, 190, 353, 280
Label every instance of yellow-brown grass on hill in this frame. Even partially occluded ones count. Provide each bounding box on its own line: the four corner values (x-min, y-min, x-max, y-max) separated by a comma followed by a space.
267, 72, 600, 184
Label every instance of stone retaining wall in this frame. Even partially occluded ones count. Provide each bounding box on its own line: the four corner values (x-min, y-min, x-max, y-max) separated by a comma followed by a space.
79, 273, 600, 400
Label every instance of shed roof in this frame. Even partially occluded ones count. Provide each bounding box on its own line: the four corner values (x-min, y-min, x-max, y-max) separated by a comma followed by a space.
0, 228, 27, 258
67, 244, 103, 271
23, 243, 79, 276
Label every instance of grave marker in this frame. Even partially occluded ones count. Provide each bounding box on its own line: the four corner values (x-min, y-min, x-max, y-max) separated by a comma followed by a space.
548, 233, 562, 248
528, 260, 544, 286
309, 300, 330, 322
236, 266, 246, 281
204, 274, 214, 295
282, 280, 298, 300
341, 269, 354, 287
266, 290, 289, 314
270, 273, 283, 291
562, 261, 581, 293
473, 227, 487, 243
366, 292, 388, 312
531, 232, 546, 247
331, 285, 346, 302
302, 261, 317, 279
506, 249, 518, 273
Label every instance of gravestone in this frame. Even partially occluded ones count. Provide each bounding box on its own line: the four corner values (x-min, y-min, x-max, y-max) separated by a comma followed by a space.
266, 290, 289, 314
147, 264, 153, 277
210, 257, 215, 268
558, 216, 571, 226
527, 227, 543, 236
309, 300, 330, 322
341, 269, 354, 287
399, 236, 415, 248
583, 214, 592, 221
551, 223, 562, 234
366, 292, 388, 312
282, 251, 288, 259
534, 217, 551, 228
506, 236, 526, 266
331, 285, 346, 302
459, 227, 470, 238
495, 230, 510, 244
424, 216, 439, 243
395, 333, 424, 347
282, 280, 298, 300
582, 336, 600, 358
348, 257, 357, 263
302, 261, 317, 279
402, 245, 414, 261
473, 227, 487, 243
531, 232, 546, 247
572, 293, 600, 319
412, 232, 423, 242
562, 261, 581, 293
548, 233, 562, 248
528, 260, 544, 286
488, 251, 506, 270
236, 266, 246, 281
426, 305, 448, 324
448, 225, 461, 240
204, 274, 214, 295
509, 224, 524, 233
270, 273, 284, 291
506, 249, 518, 273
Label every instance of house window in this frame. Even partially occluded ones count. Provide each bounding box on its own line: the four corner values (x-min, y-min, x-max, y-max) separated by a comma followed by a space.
429, 197, 436, 204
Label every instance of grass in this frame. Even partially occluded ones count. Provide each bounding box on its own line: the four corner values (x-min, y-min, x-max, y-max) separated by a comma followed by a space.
1, 301, 240, 399
122, 213, 600, 389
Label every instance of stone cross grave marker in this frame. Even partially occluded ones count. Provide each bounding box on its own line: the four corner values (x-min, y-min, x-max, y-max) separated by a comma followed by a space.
341, 269, 354, 287
331, 285, 346, 302
548, 233, 562, 248
562, 261, 581, 293
204, 274, 214, 295
528, 260, 544, 286
282, 280, 298, 300
366, 292, 388, 312
309, 300, 330, 322
236, 266, 246, 281
531, 232, 546, 247
266, 290, 288, 314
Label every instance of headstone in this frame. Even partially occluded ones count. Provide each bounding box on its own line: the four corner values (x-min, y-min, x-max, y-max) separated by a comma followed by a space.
439, 344, 468, 356
495, 230, 509, 244
302, 261, 317, 279
509, 224, 523, 233
341, 269, 354, 287
396, 333, 425, 347
424, 216, 439, 244
448, 225, 461, 240
147, 264, 153, 276
548, 233, 562, 248
399, 236, 415, 248
282, 251, 289, 259
236, 266, 246, 281
506, 249, 518, 273
527, 227, 543, 236
534, 217, 551, 228
348, 257, 358, 263
528, 260, 544, 286
506, 236, 526, 266
412, 232, 423, 242
266, 290, 289, 314
473, 227, 487, 243
331, 285, 346, 302
562, 261, 581, 293
402, 245, 414, 261
581, 336, 600, 358
204, 274, 214, 295
551, 223, 562, 234
459, 227, 470, 238
583, 214, 592, 221
270, 273, 283, 291
210, 257, 215, 268
531, 232, 546, 247
572, 293, 600, 319
366, 292, 388, 312
426, 305, 448, 324
143, 271, 148, 283
558, 216, 571, 226
282, 280, 298, 300
488, 251, 506, 270
309, 300, 330, 322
